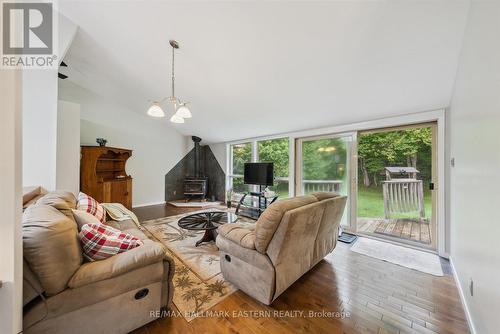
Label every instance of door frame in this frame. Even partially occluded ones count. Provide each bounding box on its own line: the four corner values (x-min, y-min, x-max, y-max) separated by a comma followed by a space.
355, 122, 438, 251
295, 132, 357, 232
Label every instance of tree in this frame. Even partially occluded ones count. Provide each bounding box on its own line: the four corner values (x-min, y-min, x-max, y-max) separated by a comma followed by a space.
358, 128, 432, 187
302, 138, 347, 181
258, 138, 289, 177
231, 143, 252, 175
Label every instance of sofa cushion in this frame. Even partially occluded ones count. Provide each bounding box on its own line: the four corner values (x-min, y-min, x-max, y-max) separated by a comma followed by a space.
23, 259, 44, 306
254, 195, 318, 253
36, 191, 77, 222
310, 191, 341, 201
68, 239, 165, 288
79, 224, 144, 261
23, 205, 83, 296
23, 186, 44, 207
72, 209, 102, 231
218, 222, 256, 250
77, 192, 106, 223
105, 219, 149, 240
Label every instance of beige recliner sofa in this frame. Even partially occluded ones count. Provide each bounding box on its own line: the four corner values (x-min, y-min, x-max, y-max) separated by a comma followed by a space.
216, 192, 347, 305
22, 190, 174, 334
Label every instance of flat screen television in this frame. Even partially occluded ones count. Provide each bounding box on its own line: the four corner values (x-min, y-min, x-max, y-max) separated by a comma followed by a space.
244, 162, 274, 186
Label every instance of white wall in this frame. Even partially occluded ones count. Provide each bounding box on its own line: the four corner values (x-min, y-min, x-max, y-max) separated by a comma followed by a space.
209, 143, 227, 174
0, 70, 23, 334
22, 13, 78, 190
59, 81, 189, 207
448, 1, 500, 333
22, 69, 59, 189
56, 100, 81, 194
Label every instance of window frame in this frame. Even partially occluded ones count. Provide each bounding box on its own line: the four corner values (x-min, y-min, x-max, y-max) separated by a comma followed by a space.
227, 142, 252, 196
227, 137, 293, 198
256, 138, 290, 198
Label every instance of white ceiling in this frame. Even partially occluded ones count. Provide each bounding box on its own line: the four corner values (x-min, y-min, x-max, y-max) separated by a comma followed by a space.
59, 1, 470, 143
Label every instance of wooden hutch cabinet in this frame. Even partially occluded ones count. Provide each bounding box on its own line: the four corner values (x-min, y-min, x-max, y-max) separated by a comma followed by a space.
80, 146, 133, 209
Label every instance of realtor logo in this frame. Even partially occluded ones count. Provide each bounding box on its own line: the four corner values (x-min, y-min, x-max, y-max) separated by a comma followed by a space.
3, 2, 52, 54
2, 1, 57, 68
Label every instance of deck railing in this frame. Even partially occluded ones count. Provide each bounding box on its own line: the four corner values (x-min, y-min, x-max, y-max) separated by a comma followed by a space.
230, 179, 344, 201
302, 180, 343, 193
382, 179, 425, 219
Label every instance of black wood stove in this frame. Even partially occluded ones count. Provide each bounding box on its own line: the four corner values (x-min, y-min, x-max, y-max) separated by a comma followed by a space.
184, 136, 208, 200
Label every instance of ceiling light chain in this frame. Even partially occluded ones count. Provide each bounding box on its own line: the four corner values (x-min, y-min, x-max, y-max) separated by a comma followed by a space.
146, 39, 192, 122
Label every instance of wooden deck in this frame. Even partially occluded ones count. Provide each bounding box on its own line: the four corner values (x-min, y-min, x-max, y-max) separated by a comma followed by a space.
358, 218, 431, 245
131, 204, 467, 334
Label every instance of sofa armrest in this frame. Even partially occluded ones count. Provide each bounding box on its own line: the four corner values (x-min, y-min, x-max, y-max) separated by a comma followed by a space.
68, 239, 166, 288
216, 235, 271, 269
216, 235, 276, 305
218, 222, 256, 250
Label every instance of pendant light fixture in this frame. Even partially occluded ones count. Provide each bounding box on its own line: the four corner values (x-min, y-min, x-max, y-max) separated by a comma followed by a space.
170, 113, 185, 123
176, 103, 192, 118
146, 40, 192, 122
146, 101, 165, 118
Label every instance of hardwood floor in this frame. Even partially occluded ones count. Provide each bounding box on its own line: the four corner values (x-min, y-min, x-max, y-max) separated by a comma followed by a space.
133, 203, 202, 221
132, 204, 469, 334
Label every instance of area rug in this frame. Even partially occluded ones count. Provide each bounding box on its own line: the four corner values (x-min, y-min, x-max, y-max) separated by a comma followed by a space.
141, 210, 247, 321
350, 237, 443, 276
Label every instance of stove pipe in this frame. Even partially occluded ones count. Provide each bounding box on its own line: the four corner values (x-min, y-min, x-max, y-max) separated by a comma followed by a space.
192, 136, 202, 178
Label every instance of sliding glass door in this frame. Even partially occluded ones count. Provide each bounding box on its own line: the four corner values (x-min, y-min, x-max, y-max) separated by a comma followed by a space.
295, 133, 355, 229
356, 123, 437, 250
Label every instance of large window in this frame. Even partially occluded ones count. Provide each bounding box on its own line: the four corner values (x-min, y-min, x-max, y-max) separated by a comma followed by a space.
257, 138, 289, 198
301, 137, 348, 195
229, 142, 252, 193
228, 138, 290, 198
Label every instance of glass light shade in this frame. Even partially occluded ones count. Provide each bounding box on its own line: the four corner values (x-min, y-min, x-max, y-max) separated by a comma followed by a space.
176, 104, 192, 118
147, 103, 165, 118
170, 113, 185, 123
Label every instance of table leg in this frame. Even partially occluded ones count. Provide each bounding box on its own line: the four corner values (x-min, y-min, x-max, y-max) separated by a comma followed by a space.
195, 229, 217, 247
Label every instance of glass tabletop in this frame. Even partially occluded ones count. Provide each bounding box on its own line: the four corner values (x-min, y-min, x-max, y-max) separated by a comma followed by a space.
177, 211, 239, 230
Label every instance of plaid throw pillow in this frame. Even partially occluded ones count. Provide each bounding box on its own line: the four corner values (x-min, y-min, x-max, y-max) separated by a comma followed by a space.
79, 224, 143, 260
77, 192, 106, 223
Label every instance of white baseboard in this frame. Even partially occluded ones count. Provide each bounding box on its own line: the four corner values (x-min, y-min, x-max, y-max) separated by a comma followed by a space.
133, 201, 166, 208
449, 257, 476, 334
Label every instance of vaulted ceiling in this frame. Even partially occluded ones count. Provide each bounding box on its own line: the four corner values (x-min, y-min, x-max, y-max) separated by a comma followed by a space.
59, 1, 469, 143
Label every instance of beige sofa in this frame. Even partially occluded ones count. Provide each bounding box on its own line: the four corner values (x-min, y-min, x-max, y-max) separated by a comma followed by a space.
216, 192, 347, 305
22, 190, 174, 334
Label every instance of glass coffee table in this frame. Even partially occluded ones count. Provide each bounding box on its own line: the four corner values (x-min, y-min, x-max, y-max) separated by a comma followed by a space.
178, 211, 238, 246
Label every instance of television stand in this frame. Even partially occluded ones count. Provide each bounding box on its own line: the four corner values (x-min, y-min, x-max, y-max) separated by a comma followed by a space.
235, 191, 278, 219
